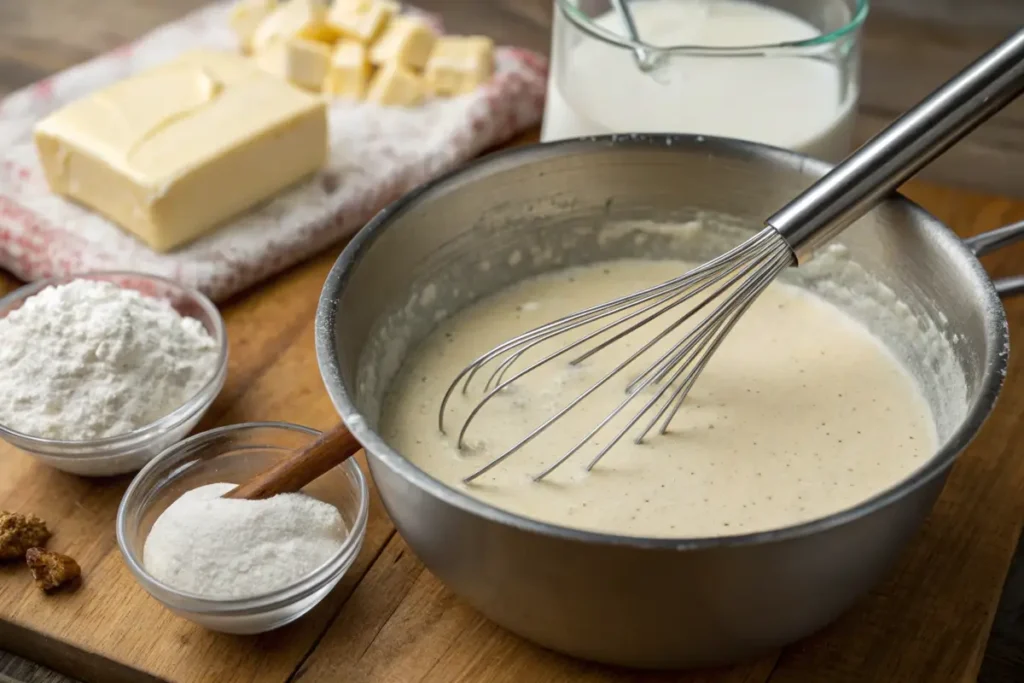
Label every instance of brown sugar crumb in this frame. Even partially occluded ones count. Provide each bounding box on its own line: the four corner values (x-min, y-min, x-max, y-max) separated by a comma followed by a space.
25, 548, 81, 593
0, 511, 51, 561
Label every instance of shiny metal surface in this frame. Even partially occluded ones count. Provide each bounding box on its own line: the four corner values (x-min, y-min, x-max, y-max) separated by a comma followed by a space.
316, 135, 1018, 668
965, 219, 1024, 297
769, 28, 1024, 262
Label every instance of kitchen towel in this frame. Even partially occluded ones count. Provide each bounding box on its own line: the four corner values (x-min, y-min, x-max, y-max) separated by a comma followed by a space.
0, 1, 547, 301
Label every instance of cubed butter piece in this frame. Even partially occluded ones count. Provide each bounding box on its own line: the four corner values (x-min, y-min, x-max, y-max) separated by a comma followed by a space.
366, 61, 424, 106
425, 35, 494, 96
323, 41, 371, 98
229, 0, 278, 52
255, 36, 332, 90
327, 0, 399, 44
369, 16, 435, 69
33, 49, 328, 252
251, 0, 336, 53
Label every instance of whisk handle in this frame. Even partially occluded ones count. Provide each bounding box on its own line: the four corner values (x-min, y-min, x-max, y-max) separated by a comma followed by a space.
768, 28, 1024, 263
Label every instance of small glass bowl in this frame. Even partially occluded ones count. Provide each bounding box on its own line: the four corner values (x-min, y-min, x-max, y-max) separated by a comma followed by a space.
0, 272, 228, 476
116, 422, 369, 634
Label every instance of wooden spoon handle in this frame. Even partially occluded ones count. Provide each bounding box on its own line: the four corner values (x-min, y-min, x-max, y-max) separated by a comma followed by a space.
223, 422, 362, 500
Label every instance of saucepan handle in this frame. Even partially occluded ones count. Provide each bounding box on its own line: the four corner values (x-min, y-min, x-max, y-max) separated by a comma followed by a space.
962, 218, 1024, 298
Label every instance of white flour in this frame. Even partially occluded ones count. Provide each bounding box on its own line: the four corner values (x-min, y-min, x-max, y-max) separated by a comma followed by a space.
0, 279, 219, 440
143, 483, 346, 599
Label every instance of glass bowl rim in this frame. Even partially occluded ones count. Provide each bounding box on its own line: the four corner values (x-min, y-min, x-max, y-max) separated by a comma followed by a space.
0, 270, 228, 454
116, 421, 371, 612
556, 0, 869, 54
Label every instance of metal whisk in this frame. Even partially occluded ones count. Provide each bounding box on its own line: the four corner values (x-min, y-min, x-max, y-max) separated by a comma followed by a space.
440, 29, 1024, 484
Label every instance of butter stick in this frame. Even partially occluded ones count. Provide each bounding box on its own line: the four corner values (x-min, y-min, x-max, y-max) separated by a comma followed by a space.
34, 49, 328, 252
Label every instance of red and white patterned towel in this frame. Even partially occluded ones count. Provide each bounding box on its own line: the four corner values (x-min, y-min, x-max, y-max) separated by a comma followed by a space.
0, 2, 547, 301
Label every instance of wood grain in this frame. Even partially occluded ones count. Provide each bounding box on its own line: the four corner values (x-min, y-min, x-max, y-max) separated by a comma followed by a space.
1, 1, 1024, 682
0, 245, 400, 683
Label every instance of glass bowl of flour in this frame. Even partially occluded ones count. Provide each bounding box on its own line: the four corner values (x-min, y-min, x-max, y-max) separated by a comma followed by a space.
0, 271, 228, 476
116, 422, 369, 634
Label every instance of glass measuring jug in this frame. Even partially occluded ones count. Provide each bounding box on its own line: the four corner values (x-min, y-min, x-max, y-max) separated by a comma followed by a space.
542, 0, 867, 162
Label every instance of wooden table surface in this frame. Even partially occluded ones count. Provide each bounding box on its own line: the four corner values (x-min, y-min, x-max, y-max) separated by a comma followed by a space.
3, 1, 1024, 682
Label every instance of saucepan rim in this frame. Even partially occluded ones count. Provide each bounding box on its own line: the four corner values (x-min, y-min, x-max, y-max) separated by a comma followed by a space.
315, 133, 1010, 551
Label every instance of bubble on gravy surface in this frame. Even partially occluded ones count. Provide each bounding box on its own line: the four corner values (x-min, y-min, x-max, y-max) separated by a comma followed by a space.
357, 215, 967, 538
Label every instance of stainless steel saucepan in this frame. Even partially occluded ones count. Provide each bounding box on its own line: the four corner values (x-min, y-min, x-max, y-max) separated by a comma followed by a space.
315, 135, 1024, 668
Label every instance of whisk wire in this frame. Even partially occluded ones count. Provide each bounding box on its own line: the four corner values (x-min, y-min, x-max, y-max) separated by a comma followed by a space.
459, 288, 691, 448
438, 229, 786, 433
464, 253, 742, 397
644, 248, 793, 441
580, 247, 791, 474
445, 227, 794, 483
461, 266, 737, 453
623, 237, 782, 394
562, 237, 775, 368
483, 285, 683, 394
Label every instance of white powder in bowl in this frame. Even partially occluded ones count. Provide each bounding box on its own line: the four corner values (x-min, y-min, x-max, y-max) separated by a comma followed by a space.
143, 483, 346, 600
0, 279, 220, 440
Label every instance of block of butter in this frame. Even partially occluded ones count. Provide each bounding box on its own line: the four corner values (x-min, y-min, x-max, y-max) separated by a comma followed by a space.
366, 61, 424, 106
327, 0, 399, 44
255, 35, 332, 91
229, 0, 278, 52
33, 49, 328, 252
251, 0, 336, 53
425, 35, 494, 96
370, 16, 435, 69
323, 41, 371, 99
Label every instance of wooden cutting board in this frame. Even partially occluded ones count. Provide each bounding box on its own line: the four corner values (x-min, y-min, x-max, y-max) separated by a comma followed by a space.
1, 144, 1024, 683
